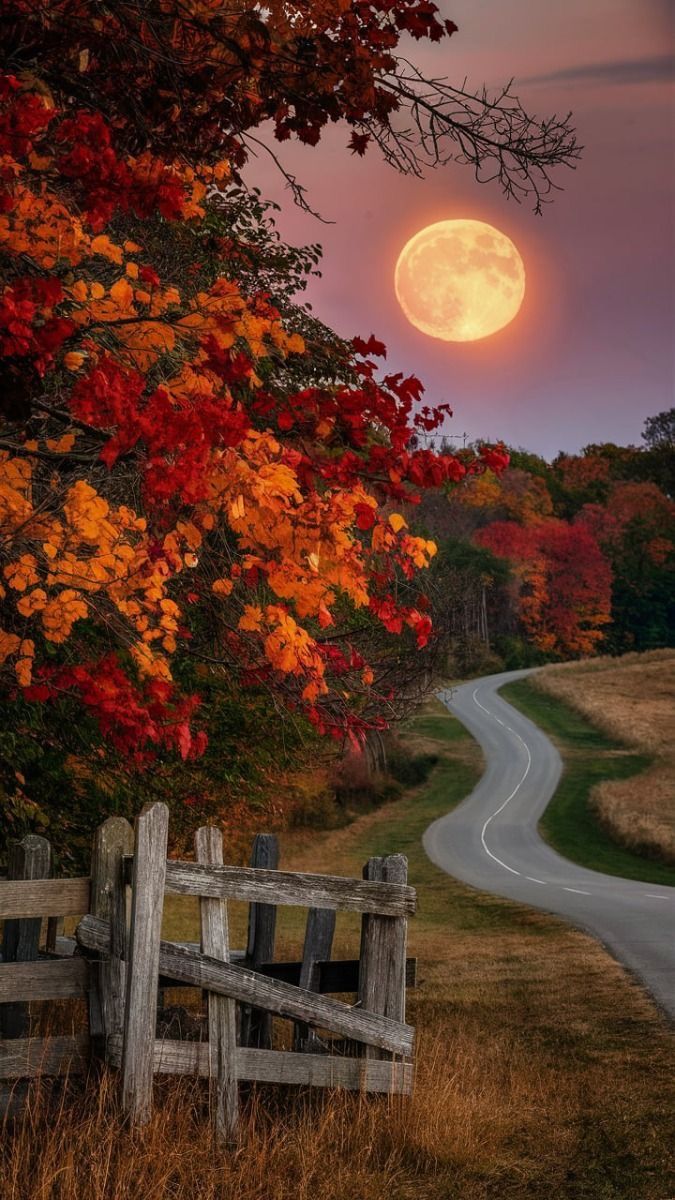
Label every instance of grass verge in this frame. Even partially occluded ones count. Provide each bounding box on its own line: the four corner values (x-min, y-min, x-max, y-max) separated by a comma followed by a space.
501, 678, 675, 888
4, 699, 674, 1199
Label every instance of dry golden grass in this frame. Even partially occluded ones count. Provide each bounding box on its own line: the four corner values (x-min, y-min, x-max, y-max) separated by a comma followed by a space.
2, 702, 674, 1199
532, 651, 675, 864
4, 943, 673, 1200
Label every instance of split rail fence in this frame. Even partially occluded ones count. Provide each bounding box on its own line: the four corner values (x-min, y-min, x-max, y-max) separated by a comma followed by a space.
1, 802, 416, 1137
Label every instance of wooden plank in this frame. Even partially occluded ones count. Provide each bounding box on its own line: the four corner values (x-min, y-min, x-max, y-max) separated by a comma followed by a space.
156, 957, 417, 993
294, 907, 336, 1051
0, 878, 90, 920
78, 916, 414, 1057
358, 856, 409, 1062
234, 1047, 412, 1094
0, 1034, 90, 1079
241, 833, 278, 1050
164, 860, 416, 917
107, 1037, 412, 1094
1, 836, 51, 1039
122, 802, 169, 1125
0, 959, 89, 1003
89, 817, 134, 1057
196, 826, 238, 1142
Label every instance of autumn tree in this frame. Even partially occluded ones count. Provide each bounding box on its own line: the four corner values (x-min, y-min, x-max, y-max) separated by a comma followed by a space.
576, 481, 675, 651
0, 3, 585, 849
2, 0, 579, 213
0, 48, 524, 782
474, 518, 612, 657
640, 409, 675, 499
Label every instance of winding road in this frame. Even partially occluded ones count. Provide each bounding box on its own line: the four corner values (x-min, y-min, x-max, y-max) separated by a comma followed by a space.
423, 668, 675, 1020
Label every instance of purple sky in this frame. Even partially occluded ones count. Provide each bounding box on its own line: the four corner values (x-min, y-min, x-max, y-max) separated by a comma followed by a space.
248, 0, 674, 460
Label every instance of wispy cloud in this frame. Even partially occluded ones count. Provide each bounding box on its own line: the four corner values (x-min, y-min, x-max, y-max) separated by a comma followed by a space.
524, 54, 674, 87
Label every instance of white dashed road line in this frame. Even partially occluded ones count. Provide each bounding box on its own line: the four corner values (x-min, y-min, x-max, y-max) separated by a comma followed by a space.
472, 686, 600, 901
473, 687, 533, 879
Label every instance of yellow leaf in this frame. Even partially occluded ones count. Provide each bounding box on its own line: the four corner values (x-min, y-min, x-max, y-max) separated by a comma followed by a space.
229, 494, 245, 520
388, 513, 408, 533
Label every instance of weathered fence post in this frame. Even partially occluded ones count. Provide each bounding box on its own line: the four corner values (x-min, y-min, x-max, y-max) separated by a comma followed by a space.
240, 833, 278, 1049
293, 907, 336, 1051
195, 826, 238, 1143
122, 802, 169, 1124
89, 817, 134, 1057
0, 835, 51, 1039
358, 854, 408, 1063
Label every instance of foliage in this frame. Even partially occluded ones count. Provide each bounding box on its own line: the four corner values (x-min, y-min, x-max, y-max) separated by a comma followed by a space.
0, 668, 329, 870
643, 408, 675, 451
0, 53, 516, 794
417, 428, 675, 663
475, 518, 612, 657
2, 0, 579, 213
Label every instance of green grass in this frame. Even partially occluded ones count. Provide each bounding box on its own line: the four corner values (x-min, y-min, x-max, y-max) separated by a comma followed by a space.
501, 678, 675, 888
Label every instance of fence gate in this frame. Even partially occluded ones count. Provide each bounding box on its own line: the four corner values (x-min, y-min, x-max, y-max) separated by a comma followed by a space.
2, 802, 416, 1138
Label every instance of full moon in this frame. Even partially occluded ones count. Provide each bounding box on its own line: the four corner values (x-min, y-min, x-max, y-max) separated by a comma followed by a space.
394, 219, 525, 342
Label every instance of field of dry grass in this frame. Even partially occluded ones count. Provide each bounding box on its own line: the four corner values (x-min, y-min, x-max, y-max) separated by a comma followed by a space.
532, 650, 675, 864
2, 701, 674, 1199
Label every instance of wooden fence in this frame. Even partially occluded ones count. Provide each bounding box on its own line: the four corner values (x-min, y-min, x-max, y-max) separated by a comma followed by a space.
0, 833, 91, 1116
1, 803, 416, 1138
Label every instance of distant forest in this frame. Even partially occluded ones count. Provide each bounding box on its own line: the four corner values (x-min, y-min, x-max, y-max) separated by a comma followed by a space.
416, 407, 675, 674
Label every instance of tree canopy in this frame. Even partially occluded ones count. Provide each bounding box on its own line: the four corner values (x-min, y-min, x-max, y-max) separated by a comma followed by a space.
3, 0, 579, 212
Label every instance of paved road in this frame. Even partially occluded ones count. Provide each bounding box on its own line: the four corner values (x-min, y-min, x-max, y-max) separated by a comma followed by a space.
423, 669, 675, 1020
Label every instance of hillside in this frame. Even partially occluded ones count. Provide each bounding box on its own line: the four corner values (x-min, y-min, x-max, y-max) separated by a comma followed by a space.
531, 651, 675, 865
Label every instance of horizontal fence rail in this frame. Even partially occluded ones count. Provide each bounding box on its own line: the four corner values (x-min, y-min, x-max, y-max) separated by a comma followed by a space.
0, 959, 89, 1003
106, 1036, 413, 1094
0, 1034, 90, 1079
0, 878, 91, 920
78, 915, 414, 1057
161, 861, 416, 917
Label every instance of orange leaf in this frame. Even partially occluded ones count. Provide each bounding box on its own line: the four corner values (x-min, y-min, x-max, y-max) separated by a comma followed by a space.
115, 322, 176, 371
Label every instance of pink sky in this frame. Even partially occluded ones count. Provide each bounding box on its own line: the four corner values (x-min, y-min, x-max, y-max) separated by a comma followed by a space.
247, 0, 674, 459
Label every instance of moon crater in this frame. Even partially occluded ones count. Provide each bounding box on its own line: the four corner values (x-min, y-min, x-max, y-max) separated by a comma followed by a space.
395, 219, 525, 342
